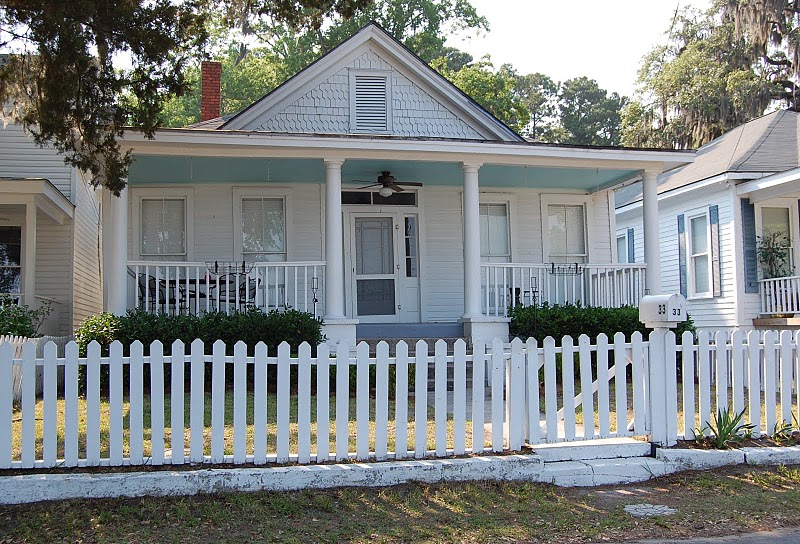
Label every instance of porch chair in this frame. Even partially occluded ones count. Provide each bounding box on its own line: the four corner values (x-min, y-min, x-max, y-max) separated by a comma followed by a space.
136, 274, 184, 314
208, 274, 261, 311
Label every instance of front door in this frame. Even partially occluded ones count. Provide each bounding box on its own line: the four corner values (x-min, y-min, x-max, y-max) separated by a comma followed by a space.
351, 215, 399, 322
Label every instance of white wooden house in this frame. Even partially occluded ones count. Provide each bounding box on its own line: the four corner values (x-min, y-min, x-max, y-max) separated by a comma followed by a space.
615, 110, 800, 332
0, 124, 104, 336
108, 23, 691, 345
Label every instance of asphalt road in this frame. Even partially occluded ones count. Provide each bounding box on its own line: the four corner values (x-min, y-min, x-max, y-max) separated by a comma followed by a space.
619, 528, 800, 543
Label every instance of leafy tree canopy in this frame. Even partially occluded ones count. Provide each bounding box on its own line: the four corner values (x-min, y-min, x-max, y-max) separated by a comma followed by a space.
622, 5, 778, 149
513, 72, 560, 141
431, 57, 530, 133
0, 0, 370, 194
557, 76, 626, 146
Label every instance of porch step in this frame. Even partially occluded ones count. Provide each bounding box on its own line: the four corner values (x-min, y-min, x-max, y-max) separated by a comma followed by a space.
529, 437, 652, 462
356, 322, 464, 340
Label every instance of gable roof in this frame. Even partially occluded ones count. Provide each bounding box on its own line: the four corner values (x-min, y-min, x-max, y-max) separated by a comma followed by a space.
219, 22, 524, 142
615, 110, 800, 208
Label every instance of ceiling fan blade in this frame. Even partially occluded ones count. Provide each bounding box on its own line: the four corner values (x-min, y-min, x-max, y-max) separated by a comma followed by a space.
388, 183, 405, 192
356, 183, 380, 190
397, 181, 423, 187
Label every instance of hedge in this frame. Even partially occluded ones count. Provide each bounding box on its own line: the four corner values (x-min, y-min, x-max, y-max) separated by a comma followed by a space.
509, 303, 696, 341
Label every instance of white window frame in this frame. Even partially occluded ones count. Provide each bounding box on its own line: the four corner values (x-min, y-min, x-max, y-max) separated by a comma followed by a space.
541, 194, 595, 262
233, 187, 293, 262
132, 187, 194, 261
348, 69, 393, 134
616, 232, 629, 264
0, 225, 22, 297
479, 200, 512, 263
755, 199, 798, 278
687, 210, 713, 299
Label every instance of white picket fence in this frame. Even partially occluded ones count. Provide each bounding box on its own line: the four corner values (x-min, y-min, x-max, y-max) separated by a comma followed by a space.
0, 335, 72, 403
4, 328, 800, 471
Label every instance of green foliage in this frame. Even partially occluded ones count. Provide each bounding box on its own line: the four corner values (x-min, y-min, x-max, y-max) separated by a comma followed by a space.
508, 302, 696, 342
74, 308, 324, 356
431, 57, 530, 132
0, 0, 372, 193
557, 77, 627, 146
757, 230, 793, 279
695, 408, 754, 449
0, 295, 52, 338
771, 420, 796, 444
621, 7, 775, 149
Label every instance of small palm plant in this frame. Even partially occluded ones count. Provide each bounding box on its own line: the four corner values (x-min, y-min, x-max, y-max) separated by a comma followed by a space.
694, 408, 755, 449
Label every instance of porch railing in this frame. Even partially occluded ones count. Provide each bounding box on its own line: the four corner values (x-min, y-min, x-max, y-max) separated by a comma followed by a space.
127, 261, 325, 317
481, 263, 647, 317
759, 275, 800, 316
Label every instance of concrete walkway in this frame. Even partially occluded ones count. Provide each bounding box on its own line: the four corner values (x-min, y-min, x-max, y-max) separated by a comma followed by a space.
618, 528, 800, 543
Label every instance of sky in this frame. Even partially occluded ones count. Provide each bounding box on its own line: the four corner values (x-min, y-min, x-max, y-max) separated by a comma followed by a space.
446, 0, 712, 97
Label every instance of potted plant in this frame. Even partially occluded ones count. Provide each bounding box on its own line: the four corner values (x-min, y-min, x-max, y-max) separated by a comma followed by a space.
757, 231, 795, 316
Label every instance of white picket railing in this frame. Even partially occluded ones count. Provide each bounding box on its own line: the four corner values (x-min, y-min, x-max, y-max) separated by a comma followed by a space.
127, 261, 325, 317
759, 275, 800, 316
0, 335, 72, 403
481, 263, 647, 316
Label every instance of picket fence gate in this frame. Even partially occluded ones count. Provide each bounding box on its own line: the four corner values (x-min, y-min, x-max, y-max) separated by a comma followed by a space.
5, 328, 800, 471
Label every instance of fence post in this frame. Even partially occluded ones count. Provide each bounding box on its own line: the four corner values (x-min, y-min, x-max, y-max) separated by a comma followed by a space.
647, 328, 675, 446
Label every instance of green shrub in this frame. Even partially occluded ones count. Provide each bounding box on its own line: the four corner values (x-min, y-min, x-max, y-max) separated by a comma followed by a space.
74, 308, 324, 356
509, 302, 696, 341
0, 295, 52, 337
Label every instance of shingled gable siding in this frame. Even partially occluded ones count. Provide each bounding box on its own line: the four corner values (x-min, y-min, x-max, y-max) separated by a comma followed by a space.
253, 49, 485, 139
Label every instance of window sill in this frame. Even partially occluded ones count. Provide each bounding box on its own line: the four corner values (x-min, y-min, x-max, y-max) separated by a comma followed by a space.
687, 294, 715, 301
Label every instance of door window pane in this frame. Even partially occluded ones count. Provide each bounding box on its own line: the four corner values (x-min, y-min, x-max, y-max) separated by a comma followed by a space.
141, 198, 186, 257
405, 216, 418, 278
355, 217, 393, 275
357, 279, 396, 315
242, 198, 286, 261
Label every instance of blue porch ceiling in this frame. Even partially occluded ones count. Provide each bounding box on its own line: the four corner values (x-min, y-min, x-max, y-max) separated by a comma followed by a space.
128, 156, 638, 190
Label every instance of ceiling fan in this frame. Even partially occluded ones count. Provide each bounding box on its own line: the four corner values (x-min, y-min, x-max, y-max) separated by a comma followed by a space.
354, 171, 422, 197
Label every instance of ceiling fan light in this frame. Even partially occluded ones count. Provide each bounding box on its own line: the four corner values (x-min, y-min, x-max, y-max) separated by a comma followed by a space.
378, 186, 393, 197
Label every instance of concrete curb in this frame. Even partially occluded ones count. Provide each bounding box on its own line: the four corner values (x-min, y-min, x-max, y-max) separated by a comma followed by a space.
4, 445, 800, 504
0, 454, 546, 505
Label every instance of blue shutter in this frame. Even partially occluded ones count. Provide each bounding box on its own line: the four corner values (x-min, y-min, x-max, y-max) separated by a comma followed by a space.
678, 214, 687, 297
709, 205, 721, 297
741, 198, 759, 293
627, 228, 635, 263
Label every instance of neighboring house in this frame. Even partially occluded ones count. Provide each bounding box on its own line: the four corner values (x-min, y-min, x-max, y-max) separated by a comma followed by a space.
615, 110, 800, 332
0, 124, 104, 336
106, 23, 691, 345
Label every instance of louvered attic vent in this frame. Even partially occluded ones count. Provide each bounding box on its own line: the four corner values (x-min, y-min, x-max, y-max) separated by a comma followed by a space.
353, 75, 388, 132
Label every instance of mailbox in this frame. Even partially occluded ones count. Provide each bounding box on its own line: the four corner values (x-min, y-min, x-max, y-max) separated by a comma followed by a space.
639, 294, 687, 328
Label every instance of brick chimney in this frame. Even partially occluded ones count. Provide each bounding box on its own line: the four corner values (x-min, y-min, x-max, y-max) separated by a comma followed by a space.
200, 61, 221, 122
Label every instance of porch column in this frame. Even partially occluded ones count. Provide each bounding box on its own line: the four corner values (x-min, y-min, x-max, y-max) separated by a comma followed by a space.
22, 201, 36, 307
324, 159, 346, 320
642, 169, 662, 294
107, 186, 129, 315
462, 162, 482, 319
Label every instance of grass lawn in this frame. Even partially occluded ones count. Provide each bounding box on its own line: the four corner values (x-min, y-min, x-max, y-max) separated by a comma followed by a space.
2, 464, 800, 543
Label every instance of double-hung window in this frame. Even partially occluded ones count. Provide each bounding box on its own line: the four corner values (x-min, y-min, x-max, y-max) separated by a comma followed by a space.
547, 204, 587, 263
241, 197, 286, 262
0, 226, 21, 297
616, 235, 628, 264
479, 203, 510, 263
140, 198, 187, 260
688, 212, 711, 297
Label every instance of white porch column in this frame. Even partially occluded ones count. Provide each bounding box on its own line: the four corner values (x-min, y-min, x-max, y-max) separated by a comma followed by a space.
22, 201, 36, 307
462, 162, 482, 319
324, 159, 345, 320
321, 158, 356, 347
107, 186, 129, 315
642, 169, 662, 295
